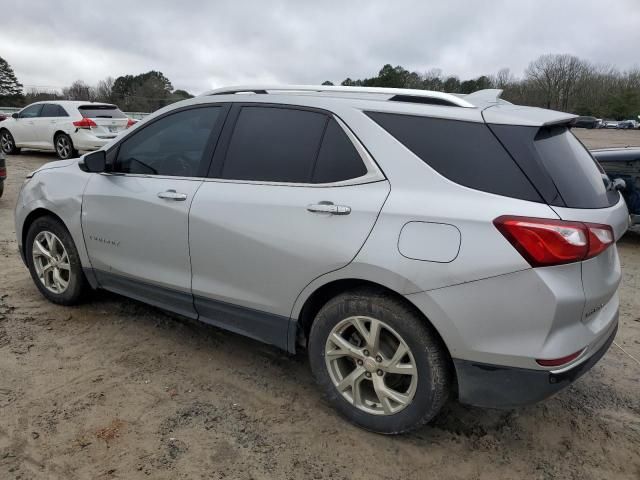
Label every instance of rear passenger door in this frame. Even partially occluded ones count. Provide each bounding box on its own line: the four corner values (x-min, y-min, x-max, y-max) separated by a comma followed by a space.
189, 104, 390, 348
38, 104, 69, 149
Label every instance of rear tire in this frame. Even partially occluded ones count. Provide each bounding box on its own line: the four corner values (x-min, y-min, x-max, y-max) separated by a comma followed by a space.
25, 216, 88, 305
0, 129, 20, 155
308, 287, 451, 434
0, 181, 4, 198
54, 133, 78, 160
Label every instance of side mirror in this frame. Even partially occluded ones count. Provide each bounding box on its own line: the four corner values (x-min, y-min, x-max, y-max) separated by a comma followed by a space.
613, 178, 626, 191
11, 113, 19, 119
79, 150, 106, 173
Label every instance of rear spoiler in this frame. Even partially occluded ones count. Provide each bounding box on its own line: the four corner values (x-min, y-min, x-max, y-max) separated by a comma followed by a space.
481, 103, 577, 127
459, 89, 578, 126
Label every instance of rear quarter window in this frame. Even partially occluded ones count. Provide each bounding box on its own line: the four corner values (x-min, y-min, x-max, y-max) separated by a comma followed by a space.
366, 112, 542, 202
312, 118, 368, 183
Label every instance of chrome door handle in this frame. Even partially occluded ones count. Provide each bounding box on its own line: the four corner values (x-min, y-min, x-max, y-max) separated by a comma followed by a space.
307, 202, 351, 215
157, 189, 187, 201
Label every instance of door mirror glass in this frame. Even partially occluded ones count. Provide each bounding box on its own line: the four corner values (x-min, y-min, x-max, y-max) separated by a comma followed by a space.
79, 150, 106, 173
11, 113, 18, 119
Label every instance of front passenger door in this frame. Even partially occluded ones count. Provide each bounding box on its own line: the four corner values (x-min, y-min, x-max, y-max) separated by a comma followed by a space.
82, 105, 228, 318
13, 104, 43, 146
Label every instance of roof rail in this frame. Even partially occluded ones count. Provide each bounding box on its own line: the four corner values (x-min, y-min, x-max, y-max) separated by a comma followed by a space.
202, 85, 475, 108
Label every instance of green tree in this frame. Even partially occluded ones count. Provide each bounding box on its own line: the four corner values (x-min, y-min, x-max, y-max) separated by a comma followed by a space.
0, 56, 24, 106
111, 71, 174, 112
321, 80, 334, 86
170, 89, 194, 103
605, 89, 640, 120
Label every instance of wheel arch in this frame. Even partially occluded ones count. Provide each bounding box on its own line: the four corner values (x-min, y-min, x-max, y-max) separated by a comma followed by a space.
295, 278, 454, 364
0, 126, 16, 147
53, 129, 73, 144
21, 208, 68, 259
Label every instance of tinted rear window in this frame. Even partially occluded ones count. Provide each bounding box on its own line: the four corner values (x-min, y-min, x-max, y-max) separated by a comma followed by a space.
79, 105, 126, 119
222, 106, 327, 183
490, 124, 617, 209
40, 104, 60, 117
366, 112, 542, 202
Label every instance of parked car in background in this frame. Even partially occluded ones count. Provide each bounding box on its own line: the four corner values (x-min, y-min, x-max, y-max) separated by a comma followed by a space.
0, 101, 134, 159
15, 85, 626, 434
616, 120, 638, 130
591, 147, 640, 229
0, 149, 5, 197
0, 112, 8, 122
571, 116, 599, 129
602, 119, 619, 129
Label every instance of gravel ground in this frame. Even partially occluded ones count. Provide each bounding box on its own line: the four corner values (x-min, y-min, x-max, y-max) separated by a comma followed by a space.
0, 130, 639, 480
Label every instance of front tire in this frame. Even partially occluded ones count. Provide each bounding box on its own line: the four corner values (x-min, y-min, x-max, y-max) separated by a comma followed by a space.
54, 133, 78, 160
0, 129, 20, 155
308, 288, 451, 434
25, 216, 88, 305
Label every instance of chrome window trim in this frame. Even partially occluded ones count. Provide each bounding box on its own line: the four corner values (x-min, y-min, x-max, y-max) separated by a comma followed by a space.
103, 114, 386, 188
100, 172, 205, 182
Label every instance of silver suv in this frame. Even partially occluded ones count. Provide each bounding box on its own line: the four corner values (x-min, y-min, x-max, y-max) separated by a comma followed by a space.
15, 86, 628, 434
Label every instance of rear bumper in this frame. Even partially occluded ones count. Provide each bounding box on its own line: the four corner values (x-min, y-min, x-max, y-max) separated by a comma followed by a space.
453, 321, 617, 408
71, 131, 117, 151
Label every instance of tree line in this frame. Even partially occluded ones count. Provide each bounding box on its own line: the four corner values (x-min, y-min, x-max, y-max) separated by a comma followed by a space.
1, 53, 639, 119
0, 60, 193, 112
325, 54, 640, 120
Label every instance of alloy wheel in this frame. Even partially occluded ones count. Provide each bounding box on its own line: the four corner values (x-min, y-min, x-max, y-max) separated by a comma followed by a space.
324, 316, 418, 415
56, 136, 71, 158
32, 231, 71, 294
0, 131, 13, 153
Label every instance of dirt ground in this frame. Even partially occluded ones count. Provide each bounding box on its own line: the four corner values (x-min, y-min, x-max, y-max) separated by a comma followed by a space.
0, 129, 639, 480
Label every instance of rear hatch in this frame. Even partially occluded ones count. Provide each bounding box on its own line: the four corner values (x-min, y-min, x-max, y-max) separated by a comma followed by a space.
78, 104, 129, 139
485, 108, 629, 325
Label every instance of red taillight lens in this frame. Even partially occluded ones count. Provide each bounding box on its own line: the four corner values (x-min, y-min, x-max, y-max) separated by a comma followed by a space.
72, 118, 97, 129
0, 167, 6, 178
126, 118, 136, 128
586, 224, 614, 259
494, 216, 614, 267
536, 348, 584, 367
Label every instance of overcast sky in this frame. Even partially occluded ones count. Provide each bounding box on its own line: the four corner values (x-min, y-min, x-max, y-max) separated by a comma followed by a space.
2, 0, 639, 94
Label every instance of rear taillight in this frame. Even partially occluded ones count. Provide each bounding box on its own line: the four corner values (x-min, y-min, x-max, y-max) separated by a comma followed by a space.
73, 118, 97, 129
494, 216, 614, 267
586, 225, 615, 259
126, 118, 136, 128
0, 167, 6, 178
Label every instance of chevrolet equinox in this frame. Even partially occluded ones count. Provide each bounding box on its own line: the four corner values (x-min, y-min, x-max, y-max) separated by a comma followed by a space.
15, 85, 628, 434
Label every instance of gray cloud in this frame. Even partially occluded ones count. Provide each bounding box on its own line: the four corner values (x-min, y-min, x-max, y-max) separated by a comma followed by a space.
2, 0, 639, 94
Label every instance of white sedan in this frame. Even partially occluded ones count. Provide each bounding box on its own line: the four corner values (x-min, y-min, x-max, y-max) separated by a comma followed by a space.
0, 101, 134, 159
